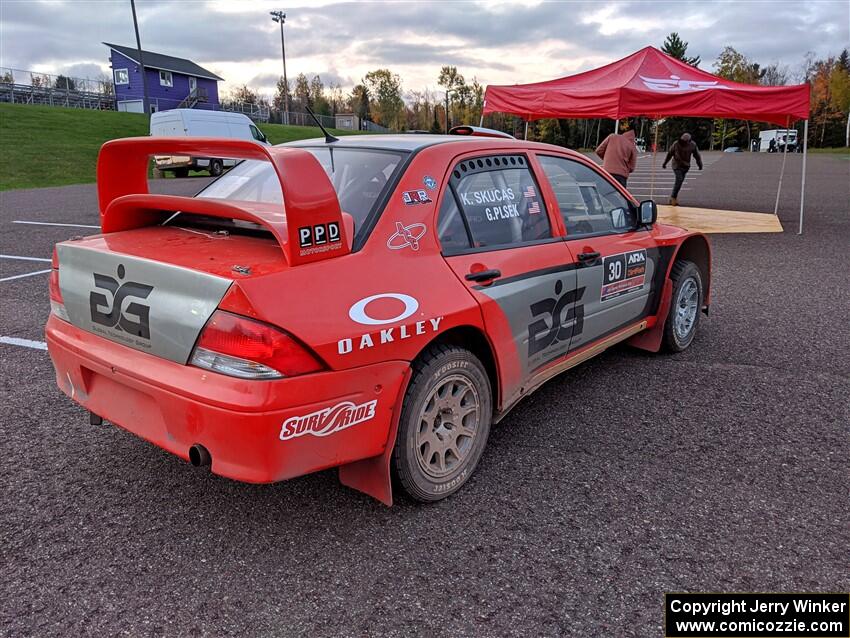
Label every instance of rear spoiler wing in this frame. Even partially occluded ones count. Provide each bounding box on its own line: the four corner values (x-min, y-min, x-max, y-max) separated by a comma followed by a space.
96, 137, 349, 266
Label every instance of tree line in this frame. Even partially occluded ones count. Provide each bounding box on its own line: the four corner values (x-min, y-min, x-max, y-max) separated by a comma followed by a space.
225, 32, 850, 147
226, 65, 485, 131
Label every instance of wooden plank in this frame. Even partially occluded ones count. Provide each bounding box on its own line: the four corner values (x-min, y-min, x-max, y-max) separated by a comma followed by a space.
658, 205, 783, 234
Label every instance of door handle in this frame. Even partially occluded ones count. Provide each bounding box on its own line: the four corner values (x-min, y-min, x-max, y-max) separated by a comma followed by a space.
465, 269, 502, 282
577, 251, 600, 262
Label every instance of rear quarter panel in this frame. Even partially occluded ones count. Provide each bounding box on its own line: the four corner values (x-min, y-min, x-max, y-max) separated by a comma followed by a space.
226, 146, 486, 372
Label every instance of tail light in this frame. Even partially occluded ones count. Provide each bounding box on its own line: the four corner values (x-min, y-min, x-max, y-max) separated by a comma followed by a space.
49, 248, 70, 322
190, 310, 325, 380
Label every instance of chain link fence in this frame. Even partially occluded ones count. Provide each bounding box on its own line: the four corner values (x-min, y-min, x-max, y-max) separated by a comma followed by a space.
1, 66, 392, 132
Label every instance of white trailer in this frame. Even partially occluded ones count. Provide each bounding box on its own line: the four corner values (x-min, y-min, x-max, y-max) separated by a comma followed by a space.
758, 129, 798, 153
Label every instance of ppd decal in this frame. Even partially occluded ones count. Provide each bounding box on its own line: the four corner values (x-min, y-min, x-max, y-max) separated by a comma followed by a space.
89, 264, 153, 339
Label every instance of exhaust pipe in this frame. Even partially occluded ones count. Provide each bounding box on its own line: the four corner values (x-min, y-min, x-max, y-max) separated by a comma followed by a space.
189, 444, 211, 468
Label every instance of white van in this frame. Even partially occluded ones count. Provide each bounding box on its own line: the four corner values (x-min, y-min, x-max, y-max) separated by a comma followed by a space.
150, 109, 269, 177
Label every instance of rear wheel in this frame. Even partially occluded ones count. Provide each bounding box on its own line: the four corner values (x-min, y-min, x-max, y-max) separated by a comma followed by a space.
662, 259, 703, 352
392, 344, 492, 502
209, 159, 224, 177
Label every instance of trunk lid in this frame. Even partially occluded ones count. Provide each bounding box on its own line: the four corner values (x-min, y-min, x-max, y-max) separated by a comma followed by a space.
56, 226, 284, 364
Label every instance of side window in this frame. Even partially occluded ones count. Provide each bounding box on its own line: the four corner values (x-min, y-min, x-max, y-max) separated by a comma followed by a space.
447, 156, 551, 251
249, 124, 265, 142
437, 191, 470, 252
537, 155, 635, 238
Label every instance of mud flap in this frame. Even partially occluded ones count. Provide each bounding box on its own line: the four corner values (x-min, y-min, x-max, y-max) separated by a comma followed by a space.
337, 367, 412, 506
627, 278, 673, 353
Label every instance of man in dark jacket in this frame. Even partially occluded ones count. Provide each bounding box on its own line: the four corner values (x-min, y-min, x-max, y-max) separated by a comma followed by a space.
662, 133, 703, 206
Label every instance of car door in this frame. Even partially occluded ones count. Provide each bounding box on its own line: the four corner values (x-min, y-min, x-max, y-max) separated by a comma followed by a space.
437, 152, 580, 405
536, 154, 658, 353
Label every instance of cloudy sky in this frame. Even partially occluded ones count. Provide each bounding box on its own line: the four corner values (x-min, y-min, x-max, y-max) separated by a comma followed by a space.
1, 0, 848, 98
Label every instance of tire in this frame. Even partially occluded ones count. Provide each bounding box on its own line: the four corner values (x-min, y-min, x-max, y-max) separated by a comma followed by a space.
392, 344, 492, 502
174, 167, 189, 178
662, 259, 703, 352
209, 159, 224, 177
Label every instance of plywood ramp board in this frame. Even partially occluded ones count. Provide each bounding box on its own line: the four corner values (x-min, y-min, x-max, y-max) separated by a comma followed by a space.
657, 205, 783, 233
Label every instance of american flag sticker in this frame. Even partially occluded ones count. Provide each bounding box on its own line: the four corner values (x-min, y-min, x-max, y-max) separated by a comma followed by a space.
524, 185, 540, 214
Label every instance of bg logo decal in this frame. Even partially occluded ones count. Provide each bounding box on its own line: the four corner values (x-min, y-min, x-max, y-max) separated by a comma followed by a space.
387, 222, 426, 251
89, 264, 153, 339
280, 399, 377, 441
527, 281, 585, 357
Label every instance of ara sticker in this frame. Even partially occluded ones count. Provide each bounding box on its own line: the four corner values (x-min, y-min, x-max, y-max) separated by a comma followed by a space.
423, 176, 437, 190
387, 221, 427, 251
601, 249, 647, 302
402, 190, 431, 206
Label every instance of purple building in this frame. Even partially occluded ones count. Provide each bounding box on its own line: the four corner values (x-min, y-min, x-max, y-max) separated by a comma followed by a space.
104, 42, 223, 114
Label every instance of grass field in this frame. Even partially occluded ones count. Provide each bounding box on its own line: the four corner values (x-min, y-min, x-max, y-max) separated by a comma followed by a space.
0, 103, 368, 191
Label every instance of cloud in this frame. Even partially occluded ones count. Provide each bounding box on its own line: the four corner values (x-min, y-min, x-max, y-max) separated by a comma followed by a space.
1, 0, 847, 96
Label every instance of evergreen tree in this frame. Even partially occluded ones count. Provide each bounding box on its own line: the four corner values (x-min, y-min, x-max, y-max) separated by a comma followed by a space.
661, 32, 700, 67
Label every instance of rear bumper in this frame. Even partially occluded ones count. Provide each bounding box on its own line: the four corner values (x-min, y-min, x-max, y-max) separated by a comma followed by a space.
46, 316, 408, 483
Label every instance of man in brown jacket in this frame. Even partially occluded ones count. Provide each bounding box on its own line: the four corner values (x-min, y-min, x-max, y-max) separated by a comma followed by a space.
662, 133, 703, 206
595, 129, 637, 189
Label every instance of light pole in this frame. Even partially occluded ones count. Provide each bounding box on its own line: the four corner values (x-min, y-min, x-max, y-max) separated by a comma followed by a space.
270, 10, 289, 125
129, 0, 150, 115
444, 89, 457, 134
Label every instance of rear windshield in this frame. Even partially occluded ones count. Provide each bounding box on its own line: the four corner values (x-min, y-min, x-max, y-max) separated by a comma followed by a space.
196, 147, 406, 243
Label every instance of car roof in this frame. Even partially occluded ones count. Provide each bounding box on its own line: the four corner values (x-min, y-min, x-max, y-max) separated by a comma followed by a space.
284, 134, 534, 153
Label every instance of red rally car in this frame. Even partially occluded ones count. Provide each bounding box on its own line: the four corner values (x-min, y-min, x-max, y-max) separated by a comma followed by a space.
46, 129, 711, 505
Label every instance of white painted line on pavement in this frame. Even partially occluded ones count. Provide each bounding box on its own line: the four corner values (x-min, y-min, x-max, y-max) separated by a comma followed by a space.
13, 220, 99, 229
0, 336, 47, 350
0, 269, 52, 282
0, 254, 51, 262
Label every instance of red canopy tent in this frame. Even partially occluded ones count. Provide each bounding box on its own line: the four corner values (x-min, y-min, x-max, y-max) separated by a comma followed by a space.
483, 47, 811, 232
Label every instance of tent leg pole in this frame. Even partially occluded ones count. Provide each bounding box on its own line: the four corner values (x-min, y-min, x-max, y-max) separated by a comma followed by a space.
798, 119, 808, 235
615, 119, 619, 133
524, 120, 529, 140
479, 113, 484, 127
773, 116, 790, 216
651, 119, 659, 200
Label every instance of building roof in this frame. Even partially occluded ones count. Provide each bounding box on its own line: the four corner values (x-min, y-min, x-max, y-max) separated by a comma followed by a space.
104, 42, 224, 81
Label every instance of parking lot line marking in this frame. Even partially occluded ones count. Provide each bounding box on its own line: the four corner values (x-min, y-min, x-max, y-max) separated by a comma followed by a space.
0, 254, 51, 262
0, 269, 52, 282
13, 220, 100, 229
0, 336, 47, 350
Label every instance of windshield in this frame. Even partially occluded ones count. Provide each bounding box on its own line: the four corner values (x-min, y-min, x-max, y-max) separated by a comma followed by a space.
196, 147, 406, 241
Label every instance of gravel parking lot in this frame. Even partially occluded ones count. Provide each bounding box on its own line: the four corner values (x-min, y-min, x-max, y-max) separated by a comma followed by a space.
1, 152, 848, 636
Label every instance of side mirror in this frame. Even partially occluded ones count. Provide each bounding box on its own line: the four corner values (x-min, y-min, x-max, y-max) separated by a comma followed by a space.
639, 200, 657, 225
